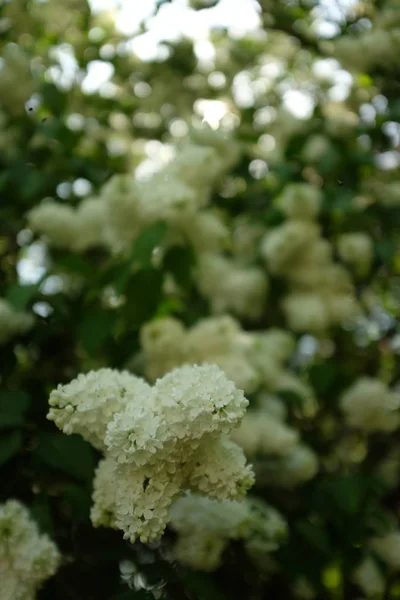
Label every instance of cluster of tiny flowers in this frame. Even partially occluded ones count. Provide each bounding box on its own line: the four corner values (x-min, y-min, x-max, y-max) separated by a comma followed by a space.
0, 298, 33, 344
352, 557, 385, 598
231, 407, 299, 458
48, 364, 254, 543
260, 184, 360, 333
370, 530, 400, 572
254, 444, 319, 489
196, 252, 268, 320
249, 330, 317, 417
141, 317, 317, 410
340, 377, 400, 433
28, 128, 238, 256
337, 233, 373, 276
232, 392, 318, 489
0, 500, 60, 600
334, 6, 400, 73
168, 492, 287, 571
140, 315, 260, 394
366, 180, 400, 208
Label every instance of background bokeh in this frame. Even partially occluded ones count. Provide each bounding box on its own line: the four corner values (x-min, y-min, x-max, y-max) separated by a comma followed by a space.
1, 0, 400, 598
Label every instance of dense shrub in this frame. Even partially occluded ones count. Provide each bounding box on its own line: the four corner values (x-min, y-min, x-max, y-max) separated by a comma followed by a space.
1, 1, 400, 598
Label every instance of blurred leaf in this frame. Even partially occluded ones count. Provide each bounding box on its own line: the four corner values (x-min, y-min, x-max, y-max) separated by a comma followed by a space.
129, 221, 168, 270
163, 245, 195, 289
78, 312, 116, 355
123, 269, 164, 327
0, 172, 8, 191
41, 82, 68, 113
296, 519, 331, 556
34, 433, 96, 482
182, 572, 229, 600
54, 253, 93, 276
0, 390, 31, 429
0, 430, 22, 466
278, 389, 305, 409
6, 283, 38, 311
376, 239, 396, 262
31, 493, 55, 537
113, 591, 152, 600
62, 483, 91, 522
308, 364, 337, 395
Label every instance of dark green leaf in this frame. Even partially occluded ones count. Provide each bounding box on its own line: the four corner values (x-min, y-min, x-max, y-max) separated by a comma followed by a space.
376, 239, 396, 262
163, 245, 195, 289
78, 312, 116, 355
296, 519, 331, 556
0, 390, 31, 429
31, 493, 55, 536
309, 364, 337, 395
129, 221, 168, 270
6, 283, 38, 311
34, 433, 96, 482
182, 572, 228, 600
62, 483, 91, 522
0, 430, 22, 466
54, 253, 93, 276
278, 389, 305, 409
123, 269, 164, 327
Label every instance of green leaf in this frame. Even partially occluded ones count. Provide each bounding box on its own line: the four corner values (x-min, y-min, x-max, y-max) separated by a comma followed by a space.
30, 493, 55, 536
0, 390, 31, 429
182, 572, 228, 600
62, 483, 91, 522
163, 245, 195, 289
113, 591, 152, 600
376, 239, 396, 262
129, 221, 168, 270
34, 433, 96, 482
278, 389, 305, 409
123, 269, 164, 327
78, 312, 116, 355
6, 283, 38, 311
0, 430, 22, 466
54, 253, 93, 276
296, 519, 331, 556
308, 364, 337, 395
0, 172, 8, 191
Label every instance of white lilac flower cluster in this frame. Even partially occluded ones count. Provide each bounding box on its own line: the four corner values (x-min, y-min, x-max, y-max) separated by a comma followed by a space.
370, 530, 400, 572
168, 493, 287, 571
196, 252, 268, 320
352, 556, 385, 598
260, 183, 360, 333
334, 3, 400, 73
0, 298, 33, 344
140, 315, 260, 394
141, 316, 317, 408
366, 180, 400, 208
28, 128, 238, 256
340, 377, 400, 433
232, 394, 318, 489
336, 233, 373, 277
0, 500, 60, 600
351, 530, 400, 596
47, 364, 254, 543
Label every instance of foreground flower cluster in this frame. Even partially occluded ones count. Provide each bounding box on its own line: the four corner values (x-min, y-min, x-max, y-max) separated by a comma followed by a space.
48, 364, 254, 543
0, 500, 60, 600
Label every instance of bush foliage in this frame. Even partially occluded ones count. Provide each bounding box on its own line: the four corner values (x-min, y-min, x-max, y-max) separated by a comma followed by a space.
1, 0, 400, 599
